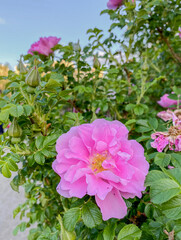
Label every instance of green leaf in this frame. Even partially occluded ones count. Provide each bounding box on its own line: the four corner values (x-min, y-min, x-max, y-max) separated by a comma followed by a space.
2, 163, 11, 178
117, 224, 142, 240
23, 105, 33, 116
43, 134, 59, 147
125, 103, 135, 111
161, 195, 181, 220
103, 223, 116, 240
150, 178, 181, 204
82, 202, 102, 228
58, 215, 76, 240
145, 170, 168, 187
10, 179, 19, 192
154, 153, 171, 167
134, 105, 144, 115
34, 152, 45, 165
10, 105, 24, 117
63, 207, 81, 232
45, 79, 62, 89
41, 148, 56, 158
7, 159, 18, 171
148, 118, 158, 130
171, 153, 181, 168
144, 203, 154, 219
0, 109, 9, 122
35, 136, 45, 149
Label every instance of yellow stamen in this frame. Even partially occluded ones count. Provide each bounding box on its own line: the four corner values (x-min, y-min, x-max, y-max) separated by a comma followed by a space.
90, 151, 108, 173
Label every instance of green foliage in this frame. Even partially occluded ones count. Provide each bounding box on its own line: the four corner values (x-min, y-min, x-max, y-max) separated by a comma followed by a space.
1, 0, 181, 239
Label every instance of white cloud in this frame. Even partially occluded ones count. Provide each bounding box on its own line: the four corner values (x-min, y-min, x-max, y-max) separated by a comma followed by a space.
0, 18, 5, 25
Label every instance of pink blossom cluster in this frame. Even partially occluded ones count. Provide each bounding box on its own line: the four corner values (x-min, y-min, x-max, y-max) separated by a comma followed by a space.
28, 36, 61, 56
53, 119, 149, 220
151, 109, 181, 152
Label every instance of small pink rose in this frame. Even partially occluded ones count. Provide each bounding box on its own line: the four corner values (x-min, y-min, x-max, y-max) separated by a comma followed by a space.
28, 36, 61, 56
107, 0, 124, 9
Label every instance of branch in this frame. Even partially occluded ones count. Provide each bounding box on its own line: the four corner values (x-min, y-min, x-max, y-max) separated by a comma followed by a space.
157, 27, 181, 64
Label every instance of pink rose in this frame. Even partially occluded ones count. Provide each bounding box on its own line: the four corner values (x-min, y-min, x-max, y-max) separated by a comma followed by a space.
52, 119, 149, 220
28, 36, 61, 56
157, 94, 178, 108
107, 0, 124, 10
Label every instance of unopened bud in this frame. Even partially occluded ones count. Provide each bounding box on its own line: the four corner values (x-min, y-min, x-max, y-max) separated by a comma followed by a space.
25, 66, 40, 87
17, 56, 27, 74
8, 118, 22, 138
142, 60, 149, 71
72, 40, 81, 52
93, 55, 101, 69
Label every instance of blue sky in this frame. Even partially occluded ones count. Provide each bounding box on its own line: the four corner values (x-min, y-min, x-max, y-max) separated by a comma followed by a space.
0, 0, 112, 67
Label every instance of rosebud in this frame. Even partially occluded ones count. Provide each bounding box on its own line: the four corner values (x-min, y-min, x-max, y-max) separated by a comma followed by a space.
17, 56, 27, 74
8, 118, 22, 138
25, 66, 40, 87
72, 40, 81, 52
142, 60, 149, 71
93, 55, 101, 69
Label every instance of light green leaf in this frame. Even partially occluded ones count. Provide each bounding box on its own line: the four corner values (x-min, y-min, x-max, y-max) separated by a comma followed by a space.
161, 195, 181, 220
145, 170, 168, 187
10, 105, 24, 117
118, 224, 142, 240
7, 159, 18, 171
2, 163, 11, 178
150, 178, 181, 204
154, 153, 171, 167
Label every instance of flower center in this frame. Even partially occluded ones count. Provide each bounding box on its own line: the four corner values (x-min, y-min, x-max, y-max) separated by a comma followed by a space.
168, 126, 181, 137
90, 151, 108, 173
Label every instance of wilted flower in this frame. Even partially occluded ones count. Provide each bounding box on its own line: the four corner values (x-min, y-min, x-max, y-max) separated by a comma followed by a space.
107, 0, 124, 10
28, 36, 61, 56
157, 109, 181, 126
53, 119, 149, 220
157, 94, 179, 108
151, 132, 169, 152
151, 124, 181, 152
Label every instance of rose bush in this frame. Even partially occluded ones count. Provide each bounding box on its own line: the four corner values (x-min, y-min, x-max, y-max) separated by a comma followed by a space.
0, 0, 181, 239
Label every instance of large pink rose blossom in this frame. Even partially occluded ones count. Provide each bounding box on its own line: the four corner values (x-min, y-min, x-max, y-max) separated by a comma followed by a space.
107, 0, 124, 9
28, 36, 61, 56
52, 119, 149, 220
157, 94, 179, 108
